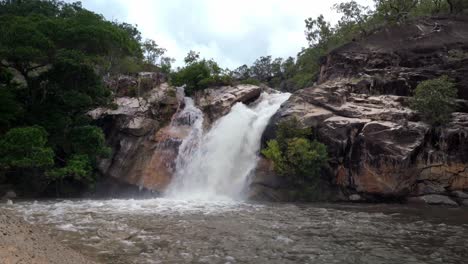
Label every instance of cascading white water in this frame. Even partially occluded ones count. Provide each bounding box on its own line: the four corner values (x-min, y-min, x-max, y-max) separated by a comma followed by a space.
165, 92, 290, 201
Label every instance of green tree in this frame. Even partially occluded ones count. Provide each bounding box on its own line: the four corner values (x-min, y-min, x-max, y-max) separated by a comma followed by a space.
0, 0, 148, 195
69, 126, 111, 161
184, 50, 200, 64
142, 39, 167, 65
171, 53, 231, 95
305, 15, 334, 48
262, 118, 328, 188
46, 155, 94, 186
0, 126, 54, 170
410, 76, 457, 125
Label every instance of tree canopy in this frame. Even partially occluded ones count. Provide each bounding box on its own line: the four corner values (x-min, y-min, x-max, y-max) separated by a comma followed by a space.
231, 0, 467, 92
0, 0, 168, 196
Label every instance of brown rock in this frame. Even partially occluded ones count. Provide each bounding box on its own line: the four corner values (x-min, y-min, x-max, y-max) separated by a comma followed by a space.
407, 195, 458, 206
258, 17, 468, 202
195, 84, 262, 122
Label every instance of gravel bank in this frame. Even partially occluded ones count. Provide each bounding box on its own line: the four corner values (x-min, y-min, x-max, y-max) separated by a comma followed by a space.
0, 208, 97, 264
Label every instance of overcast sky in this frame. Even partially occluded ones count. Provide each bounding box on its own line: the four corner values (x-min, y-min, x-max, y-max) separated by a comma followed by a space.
76, 0, 374, 68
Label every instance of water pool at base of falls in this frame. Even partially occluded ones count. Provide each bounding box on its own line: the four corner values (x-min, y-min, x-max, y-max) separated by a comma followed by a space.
3, 199, 468, 264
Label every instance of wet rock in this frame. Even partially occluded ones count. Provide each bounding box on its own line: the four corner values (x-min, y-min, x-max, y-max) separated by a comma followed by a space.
93, 81, 265, 192
451, 190, 468, 199
1, 190, 16, 200
407, 195, 458, 206
90, 82, 180, 192
349, 194, 363, 202
414, 182, 447, 196
195, 84, 262, 123
461, 199, 468, 207
258, 17, 468, 202
103, 72, 167, 97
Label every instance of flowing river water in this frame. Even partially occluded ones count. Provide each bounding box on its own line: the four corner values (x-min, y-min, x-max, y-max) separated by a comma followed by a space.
2, 200, 468, 264
3, 92, 468, 263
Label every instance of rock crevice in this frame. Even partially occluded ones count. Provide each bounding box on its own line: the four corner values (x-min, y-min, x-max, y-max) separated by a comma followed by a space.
255, 17, 468, 205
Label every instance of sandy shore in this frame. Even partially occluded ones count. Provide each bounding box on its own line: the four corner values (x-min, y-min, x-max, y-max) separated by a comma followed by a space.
0, 208, 97, 264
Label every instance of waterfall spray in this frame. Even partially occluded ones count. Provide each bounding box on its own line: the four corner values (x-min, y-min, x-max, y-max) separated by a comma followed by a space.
165, 92, 290, 201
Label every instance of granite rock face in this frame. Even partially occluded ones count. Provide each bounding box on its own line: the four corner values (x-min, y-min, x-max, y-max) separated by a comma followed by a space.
194, 84, 262, 123
90, 83, 180, 192
91, 83, 265, 192
255, 17, 468, 205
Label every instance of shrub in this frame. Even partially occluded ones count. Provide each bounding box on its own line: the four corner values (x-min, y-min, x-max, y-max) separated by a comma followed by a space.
262, 118, 328, 187
239, 78, 261, 86
410, 76, 457, 126
0, 126, 54, 169
170, 59, 232, 95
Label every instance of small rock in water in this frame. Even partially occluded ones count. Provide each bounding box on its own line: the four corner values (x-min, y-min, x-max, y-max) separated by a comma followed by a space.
3, 190, 17, 199
349, 194, 362, 202
451, 191, 468, 199
407, 195, 458, 206
276, 235, 293, 244
225, 256, 235, 262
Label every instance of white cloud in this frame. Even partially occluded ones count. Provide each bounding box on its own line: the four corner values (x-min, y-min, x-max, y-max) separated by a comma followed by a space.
77, 0, 374, 68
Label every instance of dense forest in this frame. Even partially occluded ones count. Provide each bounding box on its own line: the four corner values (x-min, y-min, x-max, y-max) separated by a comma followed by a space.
0, 0, 466, 197
0, 0, 172, 196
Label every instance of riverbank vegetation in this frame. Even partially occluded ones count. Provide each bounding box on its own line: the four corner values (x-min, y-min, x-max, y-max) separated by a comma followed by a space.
262, 119, 329, 201
0, 0, 170, 196
410, 76, 458, 125
230, 0, 467, 92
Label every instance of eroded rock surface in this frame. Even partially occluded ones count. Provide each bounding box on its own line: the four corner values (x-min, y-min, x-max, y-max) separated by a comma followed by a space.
256, 17, 468, 205
92, 83, 265, 192
194, 85, 262, 123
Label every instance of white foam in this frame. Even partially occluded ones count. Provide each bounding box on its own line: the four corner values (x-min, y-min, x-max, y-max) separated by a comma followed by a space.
166, 92, 290, 201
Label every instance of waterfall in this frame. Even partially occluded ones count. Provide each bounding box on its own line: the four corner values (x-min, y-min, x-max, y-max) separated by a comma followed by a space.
165, 92, 290, 201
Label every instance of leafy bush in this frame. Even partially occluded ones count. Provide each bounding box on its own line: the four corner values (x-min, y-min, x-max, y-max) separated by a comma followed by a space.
410, 76, 457, 126
0, 0, 147, 195
170, 55, 232, 95
239, 78, 261, 86
0, 126, 54, 169
47, 155, 94, 185
262, 118, 328, 188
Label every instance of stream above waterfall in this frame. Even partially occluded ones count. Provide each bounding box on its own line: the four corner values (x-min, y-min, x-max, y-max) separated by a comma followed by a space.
3, 199, 468, 264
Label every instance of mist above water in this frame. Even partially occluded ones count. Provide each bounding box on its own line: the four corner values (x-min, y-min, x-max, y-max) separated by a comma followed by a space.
165, 92, 290, 201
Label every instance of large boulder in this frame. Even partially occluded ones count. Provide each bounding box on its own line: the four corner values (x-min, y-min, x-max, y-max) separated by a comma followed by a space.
256, 16, 468, 203
90, 83, 180, 192
194, 84, 262, 123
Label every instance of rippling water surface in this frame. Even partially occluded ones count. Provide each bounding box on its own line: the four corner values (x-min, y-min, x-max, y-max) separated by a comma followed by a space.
4, 199, 468, 264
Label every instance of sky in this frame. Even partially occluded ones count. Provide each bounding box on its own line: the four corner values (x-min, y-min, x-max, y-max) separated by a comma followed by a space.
75, 0, 374, 69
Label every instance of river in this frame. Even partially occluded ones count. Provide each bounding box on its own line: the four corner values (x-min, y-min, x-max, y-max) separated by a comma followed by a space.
3, 199, 468, 264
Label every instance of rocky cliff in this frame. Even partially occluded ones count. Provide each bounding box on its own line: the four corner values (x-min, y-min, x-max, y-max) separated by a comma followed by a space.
90, 75, 262, 193
256, 16, 468, 206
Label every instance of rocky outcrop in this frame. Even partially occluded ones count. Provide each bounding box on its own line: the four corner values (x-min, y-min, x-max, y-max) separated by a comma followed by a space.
194, 85, 262, 123
103, 72, 167, 97
91, 82, 264, 192
90, 83, 180, 192
256, 16, 468, 205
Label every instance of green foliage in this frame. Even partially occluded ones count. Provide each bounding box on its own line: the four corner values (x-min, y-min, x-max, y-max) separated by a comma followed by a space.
0, 126, 54, 169
47, 155, 94, 184
0, 0, 152, 195
262, 118, 328, 191
170, 52, 232, 95
410, 76, 457, 125
69, 126, 111, 160
239, 78, 261, 86
232, 0, 464, 92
